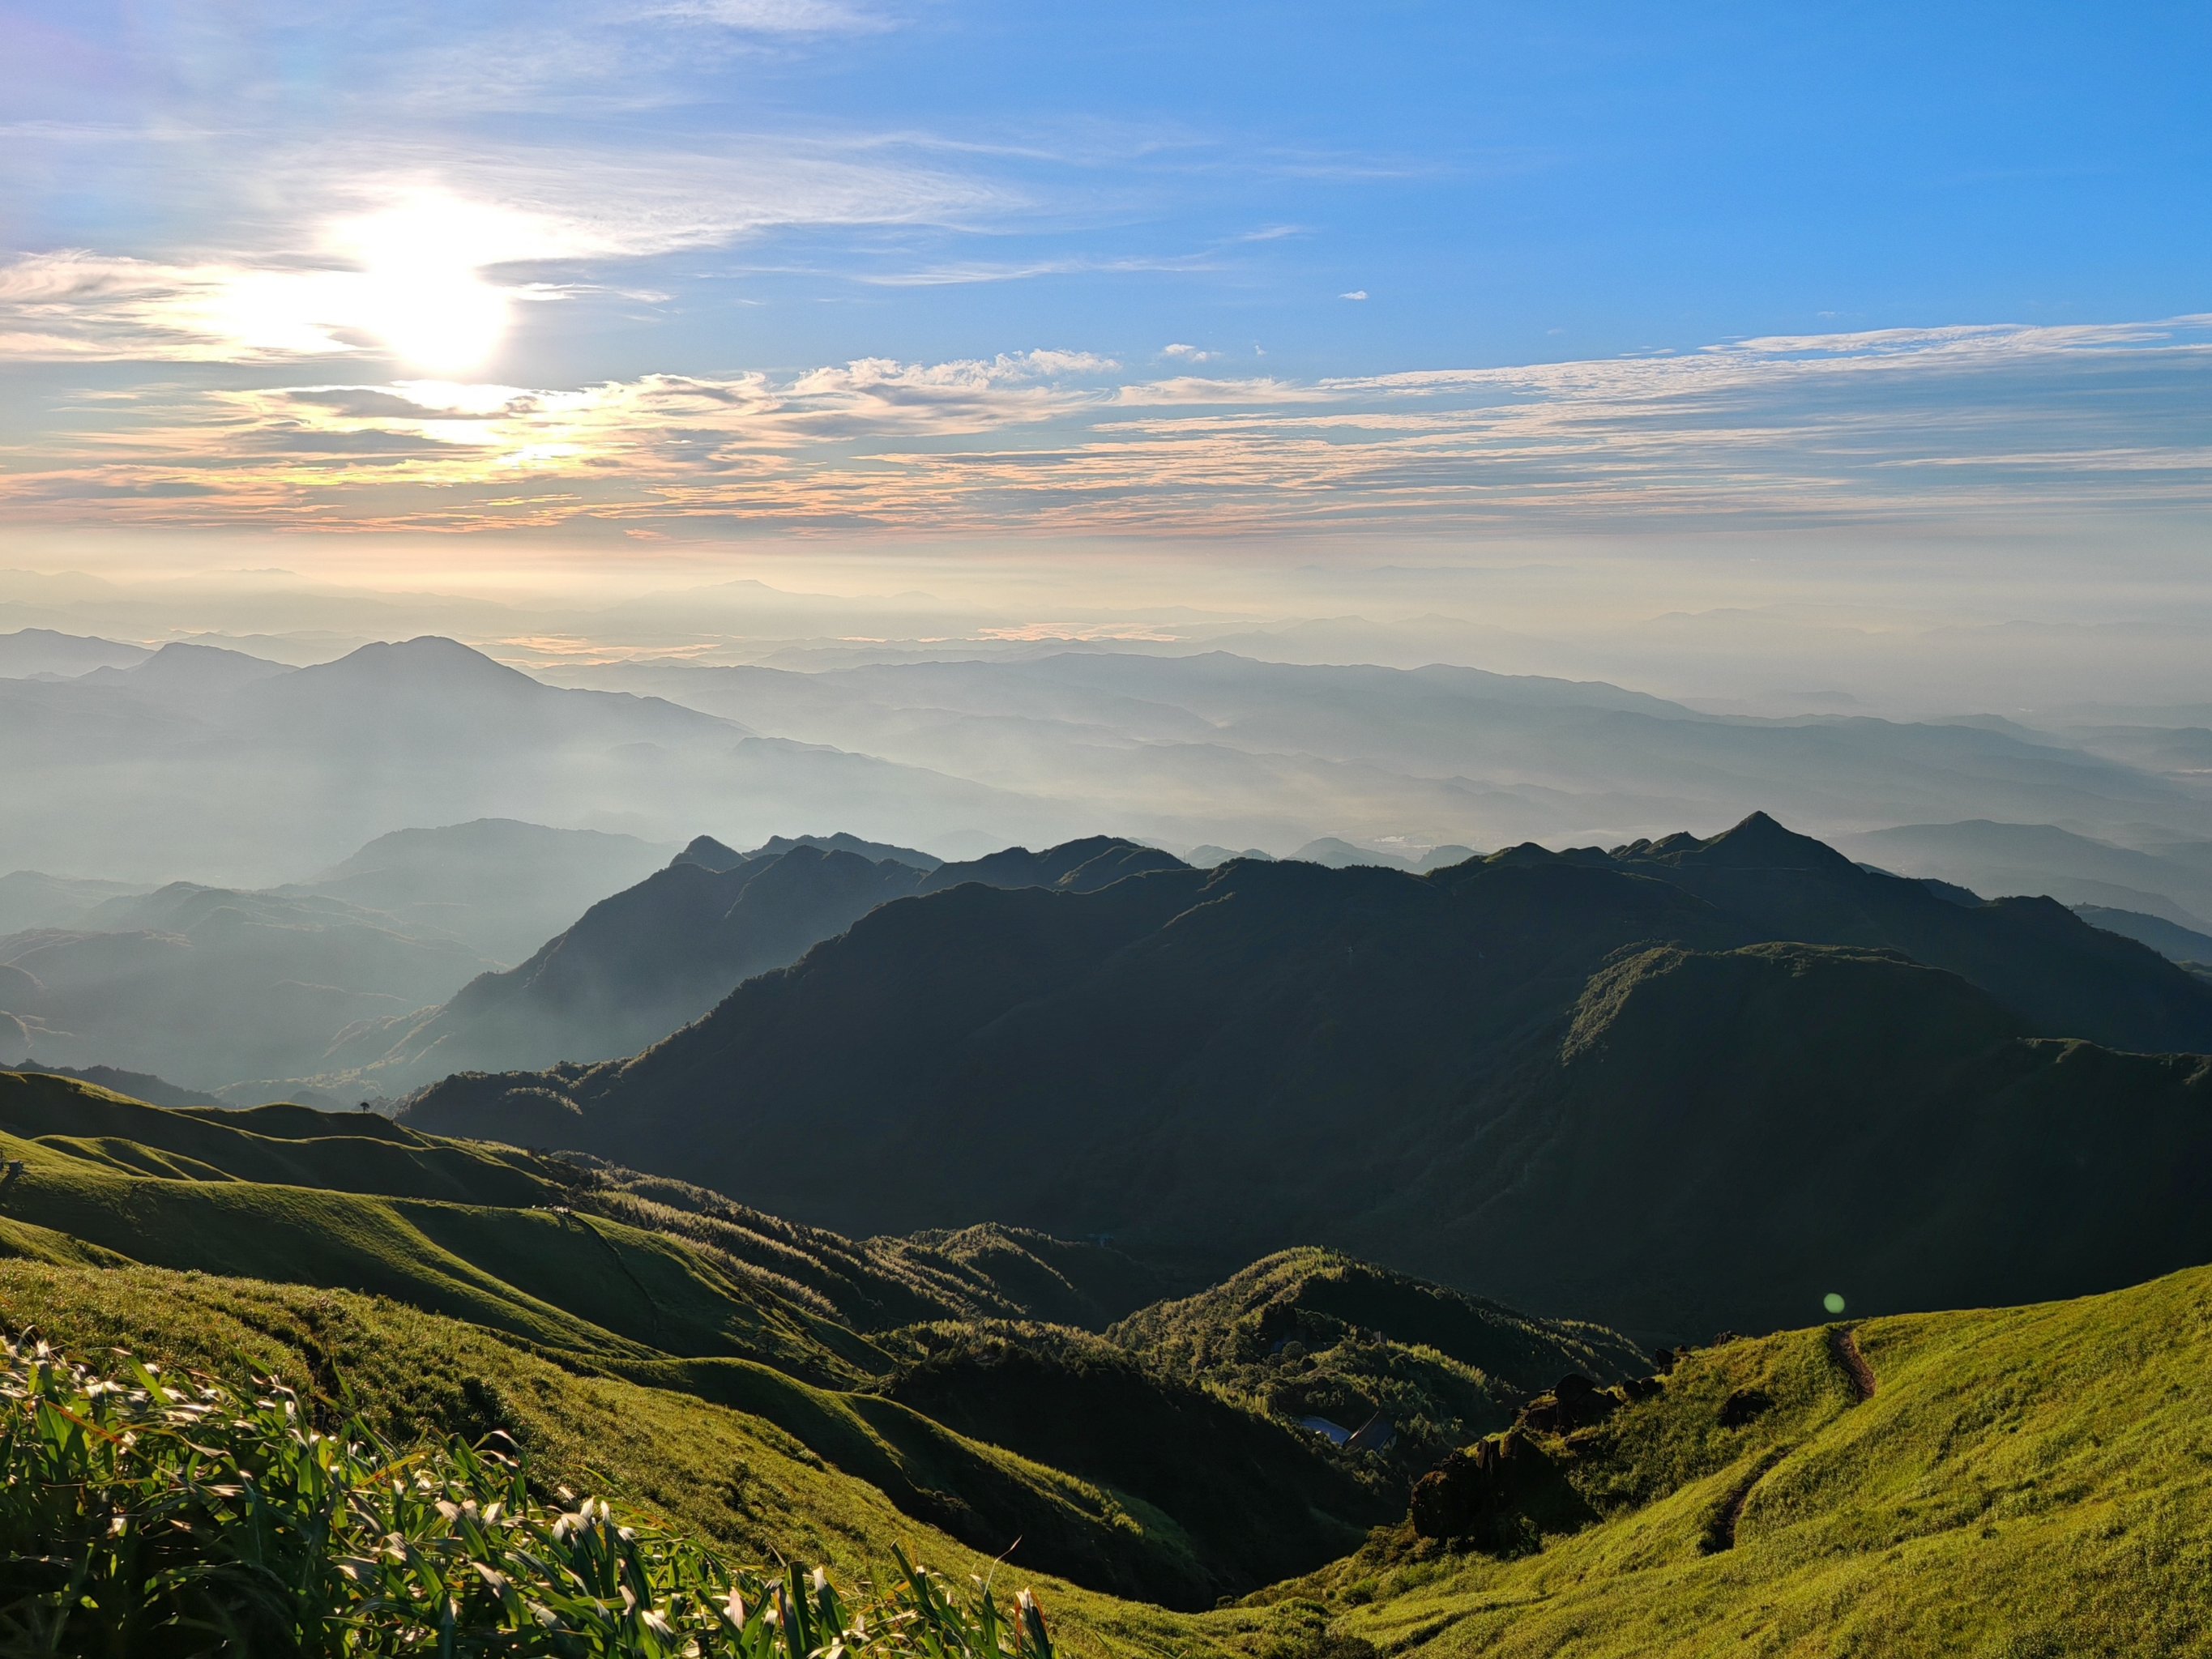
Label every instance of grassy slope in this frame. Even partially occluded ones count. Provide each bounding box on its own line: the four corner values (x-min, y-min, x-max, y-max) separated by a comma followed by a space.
879, 1322, 1394, 1596
16, 1069, 2212, 1650
1315, 1261, 2212, 1657
0, 1260, 1285, 1658
0, 1115, 870, 1380
0, 1072, 1367, 1616
0, 1073, 562, 1202
1115, 1248, 1648, 1471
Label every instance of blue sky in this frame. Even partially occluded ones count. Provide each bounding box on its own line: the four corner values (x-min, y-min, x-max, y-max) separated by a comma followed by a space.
2, 1, 2208, 554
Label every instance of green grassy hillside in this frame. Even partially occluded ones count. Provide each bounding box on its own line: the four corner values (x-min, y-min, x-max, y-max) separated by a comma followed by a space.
13, 1188, 2212, 1653
13, 1068, 2212, 1651
1299, 1257, 2212, 1656
0, 1087, 872, 1381
0, 1069, 559, 1201
1114, 1249, 1647, 1473
0, 1260, 1283, 1657
0, 1073, 1401, 1611
881, 1322, 1395, 1595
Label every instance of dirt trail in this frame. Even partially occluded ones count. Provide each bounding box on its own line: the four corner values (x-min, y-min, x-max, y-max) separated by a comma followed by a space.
1702, 1449, 1785, 1554
1706, 1328, 1877, 1554
1828, 1324, 1877, 1401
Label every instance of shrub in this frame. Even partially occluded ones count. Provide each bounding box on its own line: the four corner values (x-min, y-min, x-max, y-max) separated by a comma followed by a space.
0, 1332, 1054, 1657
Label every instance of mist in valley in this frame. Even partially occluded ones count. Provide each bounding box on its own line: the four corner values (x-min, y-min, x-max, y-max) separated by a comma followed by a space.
2, 557, 2208, 1105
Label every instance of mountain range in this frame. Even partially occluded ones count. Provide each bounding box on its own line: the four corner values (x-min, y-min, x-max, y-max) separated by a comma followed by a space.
550, 648, 2212, 853
339, 834, 1186, 1090
0, 820, 677, 1094
406, 813, 2212, 1340
11, 629, 2212, 889
1837, 817, 2212, 932
0, 635, 1061, 885
0, 881, 493, 1092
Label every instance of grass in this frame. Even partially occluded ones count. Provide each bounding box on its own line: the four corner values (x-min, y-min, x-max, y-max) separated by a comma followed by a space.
0, 1260, 1301, 1658
1296, 1261, 2212, 1656
0, 1327, 1063, 1656
1113, 1248, 1646, 1475
15, 1069, 2212, 1653
0, 1072, 1394, 1611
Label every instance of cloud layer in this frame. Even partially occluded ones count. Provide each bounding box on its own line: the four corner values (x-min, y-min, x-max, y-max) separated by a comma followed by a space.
6, 317, 2209, 536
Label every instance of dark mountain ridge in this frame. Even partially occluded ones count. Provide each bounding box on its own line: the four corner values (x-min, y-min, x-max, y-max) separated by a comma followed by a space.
350, 835, 1191, 1088
405, 814, 2212, 1337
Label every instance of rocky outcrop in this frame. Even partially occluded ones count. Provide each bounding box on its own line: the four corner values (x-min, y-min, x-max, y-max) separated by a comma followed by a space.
1410, 1429, 1561, 1540
1718, 1387, 1774, 1427
1517, 1372, 1621, 1434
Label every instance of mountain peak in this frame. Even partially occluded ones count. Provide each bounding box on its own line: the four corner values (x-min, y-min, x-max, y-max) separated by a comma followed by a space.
308, 637, 537, 690
1669, 812, 1859, 873
87, 640, 290, 691
673, 835, 747, 873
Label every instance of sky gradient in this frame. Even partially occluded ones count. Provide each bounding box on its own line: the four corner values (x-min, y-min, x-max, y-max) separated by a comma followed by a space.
2, 2, 2209, 569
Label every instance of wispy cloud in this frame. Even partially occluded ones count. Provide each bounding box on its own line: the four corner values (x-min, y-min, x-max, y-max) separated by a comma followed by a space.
6, 318, 2210, 537
641, 0, 889, 32
0, 145, 1018, 364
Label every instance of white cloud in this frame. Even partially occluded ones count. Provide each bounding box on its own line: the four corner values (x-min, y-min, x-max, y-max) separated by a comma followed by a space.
0, 147, 1018, 365
1161, 343, 1219, 362
9, 315, 2211, 536
643, 0, 886, 30
1339, 289, 1369, 301
0, 251, 362, 361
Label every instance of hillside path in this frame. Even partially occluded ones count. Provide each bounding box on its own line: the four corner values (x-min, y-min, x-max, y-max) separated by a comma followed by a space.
1709, 1327, 1876, 1554
1703, 1449, 1786, 1554
1828, 1325, 1877, 1401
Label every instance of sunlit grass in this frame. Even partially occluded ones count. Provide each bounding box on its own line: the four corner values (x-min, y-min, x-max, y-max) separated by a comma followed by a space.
0, 1328, 1057, 1655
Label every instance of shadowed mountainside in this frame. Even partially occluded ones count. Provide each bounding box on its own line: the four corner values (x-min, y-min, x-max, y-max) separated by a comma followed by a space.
346, 835, 1187, 1089
404, 814, 2212, 1339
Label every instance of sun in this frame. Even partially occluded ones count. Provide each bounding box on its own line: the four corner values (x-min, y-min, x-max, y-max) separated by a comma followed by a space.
336, 192, 515, 373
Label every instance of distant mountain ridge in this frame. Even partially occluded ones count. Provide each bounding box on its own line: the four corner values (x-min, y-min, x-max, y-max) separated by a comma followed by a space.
0, 634, 1071, 885
556, 646, 2212, 855
673, 831, 941, 873
349, 834, 1189, 1089
1, 881, 493, 1090
0, 627, 151, 679
2073, 904, 2212, 966
406, 813, 2212, 1338
1839, 818, 2212, 932
292, 817, 676, 962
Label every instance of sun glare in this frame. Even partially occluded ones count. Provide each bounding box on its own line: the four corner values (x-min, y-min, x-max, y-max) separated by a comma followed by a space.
335, 192, 514, 373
